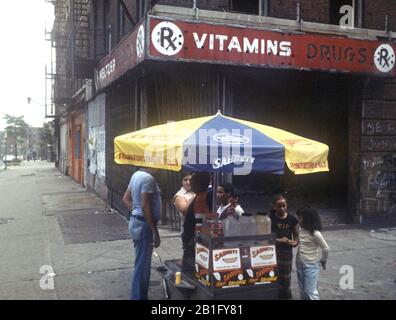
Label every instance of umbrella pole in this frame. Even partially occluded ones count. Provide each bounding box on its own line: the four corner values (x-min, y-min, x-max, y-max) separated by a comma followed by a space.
212, 172, 219, 214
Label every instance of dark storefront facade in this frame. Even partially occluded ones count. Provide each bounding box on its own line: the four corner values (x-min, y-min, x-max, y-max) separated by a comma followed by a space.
52, 1, 396, 227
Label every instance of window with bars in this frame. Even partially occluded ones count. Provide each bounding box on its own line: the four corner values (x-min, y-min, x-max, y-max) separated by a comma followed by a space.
230, 0, 258, 14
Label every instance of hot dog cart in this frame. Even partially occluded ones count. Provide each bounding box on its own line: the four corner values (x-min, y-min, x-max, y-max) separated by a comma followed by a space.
159, 220, 279, 300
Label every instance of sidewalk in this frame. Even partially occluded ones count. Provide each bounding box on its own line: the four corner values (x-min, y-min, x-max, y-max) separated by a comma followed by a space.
0, 162, 395, 299
0, 161, 181, 300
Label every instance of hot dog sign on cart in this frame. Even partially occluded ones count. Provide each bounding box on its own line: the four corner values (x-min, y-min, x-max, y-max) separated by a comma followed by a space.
195, 243, 278, 289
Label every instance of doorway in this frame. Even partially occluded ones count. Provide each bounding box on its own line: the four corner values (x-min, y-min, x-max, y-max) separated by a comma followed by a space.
230, 68, 350, 225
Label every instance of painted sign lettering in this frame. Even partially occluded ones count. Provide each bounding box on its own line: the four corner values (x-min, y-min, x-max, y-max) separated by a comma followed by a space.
149, 18, 396, 76
95, 20, 144, 90
95, 17, 396, 90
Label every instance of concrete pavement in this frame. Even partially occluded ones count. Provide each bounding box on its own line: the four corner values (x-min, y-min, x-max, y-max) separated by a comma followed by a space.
0, 161, 395, 300
0, 161, 180, 300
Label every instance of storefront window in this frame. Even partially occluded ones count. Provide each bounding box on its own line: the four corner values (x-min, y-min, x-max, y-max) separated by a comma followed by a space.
230, 0, 260, 15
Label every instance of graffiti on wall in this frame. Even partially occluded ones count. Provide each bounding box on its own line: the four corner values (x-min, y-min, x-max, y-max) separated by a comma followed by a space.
88, 126, 105, 178
361, 153, 396, 214
362, 120, 396, 136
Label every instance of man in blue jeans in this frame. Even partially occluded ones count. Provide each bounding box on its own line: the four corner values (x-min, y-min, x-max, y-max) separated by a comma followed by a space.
122, 168, 161, 300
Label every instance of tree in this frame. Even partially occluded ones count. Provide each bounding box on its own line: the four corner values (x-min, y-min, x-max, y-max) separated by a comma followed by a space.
3, 114, 29, 160
39, 122, 53, 160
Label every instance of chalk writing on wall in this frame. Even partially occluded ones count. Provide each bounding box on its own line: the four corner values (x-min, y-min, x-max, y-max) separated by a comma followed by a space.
361, 137, 396, 152
361, 153, 396, 215
362, 120, 396, 135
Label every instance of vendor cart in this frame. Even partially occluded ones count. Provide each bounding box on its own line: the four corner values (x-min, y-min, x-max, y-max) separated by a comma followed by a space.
159, 233, 279, 300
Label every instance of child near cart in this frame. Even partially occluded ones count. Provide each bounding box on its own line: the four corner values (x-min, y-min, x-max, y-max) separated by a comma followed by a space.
270, 195, 299, 300
216, 183, 244, 220
296, 207, 330, 300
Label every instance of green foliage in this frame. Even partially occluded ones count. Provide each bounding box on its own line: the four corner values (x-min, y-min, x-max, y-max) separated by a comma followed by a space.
3, 114, 29, 159
39, 122, 53, 157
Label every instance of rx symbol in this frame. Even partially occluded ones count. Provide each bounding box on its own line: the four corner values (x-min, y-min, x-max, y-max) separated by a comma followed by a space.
379, 49, 391, 68
374, 44, 395, 73
160, 27, 178, 51
152, 21, 184, 56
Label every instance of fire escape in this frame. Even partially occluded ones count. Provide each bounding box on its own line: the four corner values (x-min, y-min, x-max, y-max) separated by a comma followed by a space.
47, 0, 93, 117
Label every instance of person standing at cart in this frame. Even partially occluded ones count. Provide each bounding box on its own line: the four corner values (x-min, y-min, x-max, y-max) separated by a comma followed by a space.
296, 207, 329, 300
122, 168, 161, 300
173, 173, 196, 232
270, 194, 299, 300
181, 172, 212, 263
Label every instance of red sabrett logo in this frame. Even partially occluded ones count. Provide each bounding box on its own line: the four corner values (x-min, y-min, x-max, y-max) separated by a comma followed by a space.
252, 246, 274, 258
214, 249, 239, 262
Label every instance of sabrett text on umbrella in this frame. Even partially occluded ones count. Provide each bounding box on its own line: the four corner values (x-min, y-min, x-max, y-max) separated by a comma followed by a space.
212, 155, 255, 169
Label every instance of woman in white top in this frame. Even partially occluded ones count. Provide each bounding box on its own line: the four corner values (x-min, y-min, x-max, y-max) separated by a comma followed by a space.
296, 207, 330, 300
173, 174, 196, 230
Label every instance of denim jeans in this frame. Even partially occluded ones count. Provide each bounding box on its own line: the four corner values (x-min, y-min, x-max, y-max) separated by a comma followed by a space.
296, 260, 320, 300
129, 217, 153, 300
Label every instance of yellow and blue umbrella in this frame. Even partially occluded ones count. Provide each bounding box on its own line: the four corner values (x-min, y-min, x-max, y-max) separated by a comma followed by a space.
114, 111, 329, 175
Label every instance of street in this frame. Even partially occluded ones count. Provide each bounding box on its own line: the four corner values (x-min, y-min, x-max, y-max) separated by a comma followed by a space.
0, 161, 395, 300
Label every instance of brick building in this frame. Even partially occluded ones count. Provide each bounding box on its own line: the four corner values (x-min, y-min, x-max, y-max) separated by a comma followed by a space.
50, 0, 396, 227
